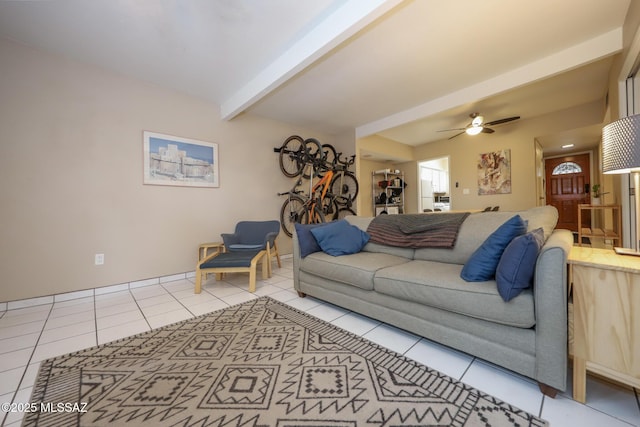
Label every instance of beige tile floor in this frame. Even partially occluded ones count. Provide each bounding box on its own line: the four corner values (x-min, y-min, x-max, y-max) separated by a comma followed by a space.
1, 257, 638, 426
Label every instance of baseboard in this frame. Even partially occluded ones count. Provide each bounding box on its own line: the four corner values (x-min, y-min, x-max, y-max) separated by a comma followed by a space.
1, 270, 197, 312
1, 254, 293, 312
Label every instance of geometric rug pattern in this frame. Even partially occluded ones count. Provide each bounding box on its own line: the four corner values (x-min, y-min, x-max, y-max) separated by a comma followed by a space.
24, 297, 547, 426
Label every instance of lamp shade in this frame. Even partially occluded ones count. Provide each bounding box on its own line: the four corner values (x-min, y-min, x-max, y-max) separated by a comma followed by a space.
602, 114, 640, 174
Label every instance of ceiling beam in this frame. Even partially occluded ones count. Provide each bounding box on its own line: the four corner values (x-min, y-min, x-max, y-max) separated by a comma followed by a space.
356, 27, 624, 139
220, 0, 403, 121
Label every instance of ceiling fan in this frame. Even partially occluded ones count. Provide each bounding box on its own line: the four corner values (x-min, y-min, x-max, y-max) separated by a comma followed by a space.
438, 112, 521, 140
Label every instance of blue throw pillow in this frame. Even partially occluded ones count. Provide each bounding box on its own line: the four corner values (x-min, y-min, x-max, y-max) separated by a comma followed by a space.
460, 215, 527, 282
310, 219, 370, 256
294, 222, 331, 258
496, 228, 544, 301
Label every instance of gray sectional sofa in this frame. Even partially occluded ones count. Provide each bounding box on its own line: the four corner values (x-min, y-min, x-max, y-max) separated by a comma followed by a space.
292, 206, 573, 396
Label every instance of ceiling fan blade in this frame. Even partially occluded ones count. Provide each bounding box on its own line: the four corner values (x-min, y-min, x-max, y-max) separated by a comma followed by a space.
437, 128, 466, 132
448, 131, 465, 140
481, 127, 495, 134
484, 116, 520, 126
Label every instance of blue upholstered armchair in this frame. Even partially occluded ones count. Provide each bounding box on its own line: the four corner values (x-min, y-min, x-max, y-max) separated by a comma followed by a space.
221, 220, 281, 274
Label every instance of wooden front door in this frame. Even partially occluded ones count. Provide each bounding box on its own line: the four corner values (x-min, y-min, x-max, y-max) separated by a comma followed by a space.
545, 154, 591, 232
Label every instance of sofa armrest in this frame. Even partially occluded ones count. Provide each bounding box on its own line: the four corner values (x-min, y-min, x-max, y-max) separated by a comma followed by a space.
532, 228, 573, 391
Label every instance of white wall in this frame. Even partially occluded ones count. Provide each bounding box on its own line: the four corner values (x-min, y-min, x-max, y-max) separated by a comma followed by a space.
0, 39, 338, 302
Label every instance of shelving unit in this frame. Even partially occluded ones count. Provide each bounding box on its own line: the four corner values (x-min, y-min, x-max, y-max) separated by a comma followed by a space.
372, 170, 404, 215
577, 204, 621, 247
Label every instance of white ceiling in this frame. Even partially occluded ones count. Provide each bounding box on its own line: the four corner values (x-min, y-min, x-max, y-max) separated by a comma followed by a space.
0, 0, 632, 155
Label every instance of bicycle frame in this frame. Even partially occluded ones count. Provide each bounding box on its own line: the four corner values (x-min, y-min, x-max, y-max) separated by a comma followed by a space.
304, 167, 333, 223
309, 169, 333, 203
278, 177, 326, 237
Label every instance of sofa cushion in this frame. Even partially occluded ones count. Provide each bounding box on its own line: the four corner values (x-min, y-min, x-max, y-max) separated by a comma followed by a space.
300, 251, 410, 291
344, 215, 373, 230
374, 260, 535, 328
519, 205, 559, 241
294, 222, 328, 258
496, 227, 544, 302
310, 219, 370, 256
460, 215, 527, 281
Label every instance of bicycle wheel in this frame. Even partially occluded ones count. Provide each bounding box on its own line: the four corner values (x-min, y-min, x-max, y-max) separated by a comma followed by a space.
336, 207, 356, 220
302, 138, 323, 179
321, 144, 337, 168
278, 135, 305, 178
320, 197, 340, 221
314, 143, 336, 179
302, 203, 325, 225
280, 194, 306, 237
330, 171, 359, 205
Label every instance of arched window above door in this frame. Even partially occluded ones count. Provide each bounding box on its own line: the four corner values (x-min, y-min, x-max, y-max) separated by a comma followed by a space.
552, 161, 582, 175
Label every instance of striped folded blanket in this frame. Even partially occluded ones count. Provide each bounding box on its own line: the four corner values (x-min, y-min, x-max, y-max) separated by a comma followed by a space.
366, 212, 470, 248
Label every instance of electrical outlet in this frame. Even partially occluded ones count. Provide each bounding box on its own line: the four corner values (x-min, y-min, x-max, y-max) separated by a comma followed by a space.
95, 253, 104, 265
463, 188, 470, 195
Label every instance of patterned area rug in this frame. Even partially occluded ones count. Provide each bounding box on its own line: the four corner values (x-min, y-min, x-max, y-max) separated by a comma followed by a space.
24, 297, 547, 426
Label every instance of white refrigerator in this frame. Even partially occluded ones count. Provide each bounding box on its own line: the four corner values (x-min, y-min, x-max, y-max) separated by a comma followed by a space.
421, 180, 434, 211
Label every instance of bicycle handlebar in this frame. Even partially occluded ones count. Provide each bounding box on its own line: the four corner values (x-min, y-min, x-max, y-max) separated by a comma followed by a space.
277, 178, 304, 196
277, 190, 303, 196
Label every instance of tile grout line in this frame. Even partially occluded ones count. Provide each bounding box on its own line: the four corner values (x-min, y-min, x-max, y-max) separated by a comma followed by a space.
580, 403, 638, 427
93, 290, 99, 351
159, 281, 200, 321
458, 356, 477, 383
634, 387, 640, 424
128, 287, 153, 335
32, 302, 97, 347
2, 303, 55, 427
539, 394, 546, 419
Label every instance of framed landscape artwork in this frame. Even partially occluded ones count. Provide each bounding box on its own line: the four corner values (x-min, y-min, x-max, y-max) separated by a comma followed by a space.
477, 149, 511, 195
143, 131, 219, 188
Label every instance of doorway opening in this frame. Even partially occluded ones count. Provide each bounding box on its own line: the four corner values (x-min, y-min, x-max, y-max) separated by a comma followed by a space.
544, 152, 592, 232
418, 156, 450, 212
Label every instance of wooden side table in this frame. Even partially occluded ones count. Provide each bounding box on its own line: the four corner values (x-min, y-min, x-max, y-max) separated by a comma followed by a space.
568, 246, 640, 403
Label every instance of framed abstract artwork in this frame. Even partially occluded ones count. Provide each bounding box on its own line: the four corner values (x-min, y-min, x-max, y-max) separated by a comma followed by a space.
143, 131, 219, 188
478, 149, 511, 195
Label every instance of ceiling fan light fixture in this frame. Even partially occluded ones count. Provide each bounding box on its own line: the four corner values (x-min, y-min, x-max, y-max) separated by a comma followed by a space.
471, 115, 484, 126
466, 126, 483, 136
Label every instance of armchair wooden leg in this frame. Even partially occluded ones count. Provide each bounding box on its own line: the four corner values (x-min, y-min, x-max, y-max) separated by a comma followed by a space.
274, 242, 282, 268
249, 258, 258, 293
195, 269, 202, 294
261, 252, 268, 280
266, 244, 273, 278
248, 269, 256, 293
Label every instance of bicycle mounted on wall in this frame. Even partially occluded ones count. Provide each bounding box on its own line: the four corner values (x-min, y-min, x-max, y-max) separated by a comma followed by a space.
274, 135, 359, 237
